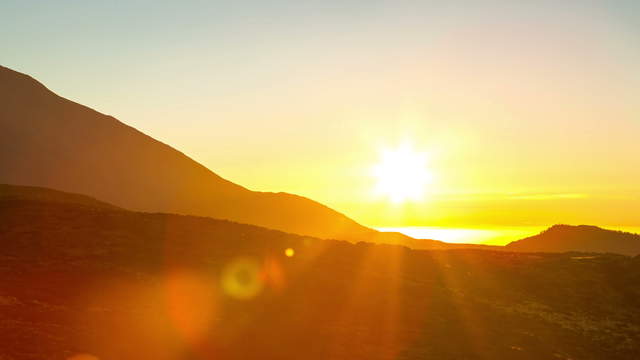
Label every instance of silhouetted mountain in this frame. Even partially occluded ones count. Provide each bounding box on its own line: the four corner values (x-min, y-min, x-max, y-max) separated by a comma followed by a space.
0, 65, 382, 242
506, 224, 640, 256
1, 185, 639, 359
0, 183, 119, 210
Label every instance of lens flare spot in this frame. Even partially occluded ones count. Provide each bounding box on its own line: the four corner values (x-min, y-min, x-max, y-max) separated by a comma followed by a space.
221, 257, 264, 300
165, 270, 217, 343
263, 257, 286, 291
284, 248, 295, 257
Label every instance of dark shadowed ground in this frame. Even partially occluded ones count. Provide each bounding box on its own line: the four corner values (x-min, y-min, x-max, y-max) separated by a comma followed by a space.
1, 188, 639, 360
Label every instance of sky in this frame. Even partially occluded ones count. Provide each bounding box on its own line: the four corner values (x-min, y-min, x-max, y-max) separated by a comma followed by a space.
2, 0, 639, 237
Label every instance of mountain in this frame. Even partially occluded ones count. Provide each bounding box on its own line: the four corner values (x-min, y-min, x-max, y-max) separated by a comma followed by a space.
0, 65, 385, 241
0, 183, 119, 210
506, 224, 640, 256
1, 184, 639, 360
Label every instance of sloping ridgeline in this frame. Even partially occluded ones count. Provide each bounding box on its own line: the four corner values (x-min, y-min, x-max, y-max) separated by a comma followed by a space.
0, 65, 374, 242
506, 225, 640, 256
1, 185, 639, 360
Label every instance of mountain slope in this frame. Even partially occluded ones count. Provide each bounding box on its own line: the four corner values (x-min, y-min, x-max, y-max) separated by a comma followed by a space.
0, 65, 376, 241
0, 183, 119, 210
1, 185, 639, 360
506, 224, 640, 256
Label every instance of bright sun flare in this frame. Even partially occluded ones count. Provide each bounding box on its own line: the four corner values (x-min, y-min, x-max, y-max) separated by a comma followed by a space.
372, 143, 432, 204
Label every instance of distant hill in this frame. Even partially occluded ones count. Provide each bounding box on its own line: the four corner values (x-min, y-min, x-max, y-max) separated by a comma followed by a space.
0, 65, 382, 242
0, 183, 119, 210
1, 185, 639, 360
506, 224, 640, 256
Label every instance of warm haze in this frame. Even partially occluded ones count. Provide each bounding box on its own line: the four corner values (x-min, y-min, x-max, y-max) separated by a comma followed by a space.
2, 2, 640, 360
2, 1, 639, 244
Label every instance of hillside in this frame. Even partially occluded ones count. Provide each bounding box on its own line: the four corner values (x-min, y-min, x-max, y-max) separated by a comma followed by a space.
0, 183, 119, 210
506, 225, 640, 256
0, 65, 380, 242
1, 185, 639, 359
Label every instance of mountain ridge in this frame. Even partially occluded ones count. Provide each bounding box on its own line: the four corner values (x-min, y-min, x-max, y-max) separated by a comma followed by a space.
0, 183, 472, 250
505, 224, 640, 256
0, 183, 120, 210
0, 65, 380, 242
5, 183, 638, 255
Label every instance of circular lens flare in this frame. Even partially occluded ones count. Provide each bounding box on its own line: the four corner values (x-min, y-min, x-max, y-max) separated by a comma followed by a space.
221, 257, 264, 300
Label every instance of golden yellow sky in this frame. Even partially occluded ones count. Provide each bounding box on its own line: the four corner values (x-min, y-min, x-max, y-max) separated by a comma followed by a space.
3, 1, 639, 233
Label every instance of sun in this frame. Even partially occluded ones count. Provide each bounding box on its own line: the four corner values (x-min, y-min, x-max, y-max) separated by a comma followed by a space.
372, 143, 432, 203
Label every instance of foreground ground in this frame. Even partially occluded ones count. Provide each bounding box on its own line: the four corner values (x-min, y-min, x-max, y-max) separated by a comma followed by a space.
1, 189, 639, 359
